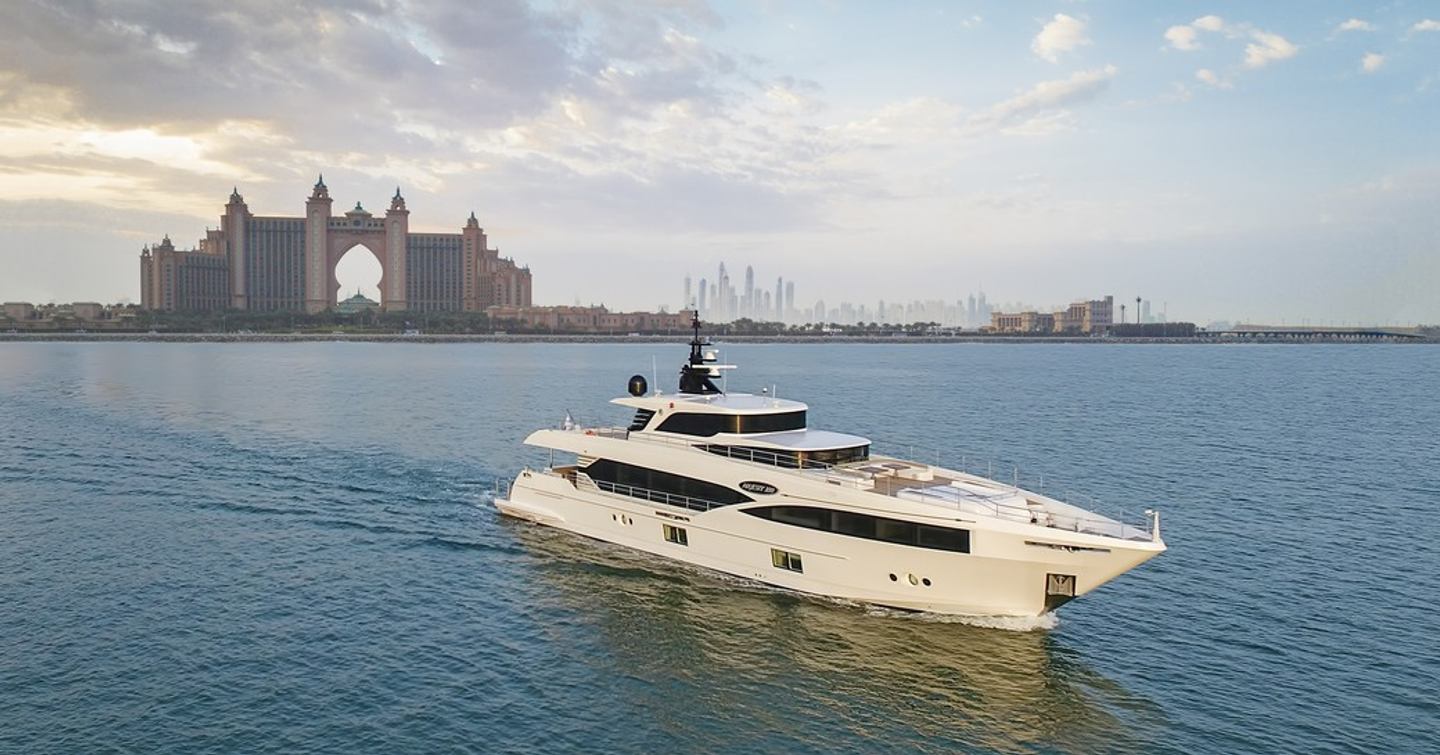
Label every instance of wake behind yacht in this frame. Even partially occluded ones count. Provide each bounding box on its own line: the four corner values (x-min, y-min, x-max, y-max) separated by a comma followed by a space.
496, 317, 1165, 617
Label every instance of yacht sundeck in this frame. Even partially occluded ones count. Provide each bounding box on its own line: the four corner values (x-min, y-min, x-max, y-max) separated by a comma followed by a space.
496, 317, 1166, 617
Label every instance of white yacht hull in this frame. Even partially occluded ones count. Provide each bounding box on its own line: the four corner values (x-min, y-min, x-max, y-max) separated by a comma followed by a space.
493, 496, 565, 526
498, 467, 1163, 618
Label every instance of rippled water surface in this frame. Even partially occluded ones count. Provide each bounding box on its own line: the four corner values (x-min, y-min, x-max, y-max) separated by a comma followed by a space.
2, 342, 1437, 754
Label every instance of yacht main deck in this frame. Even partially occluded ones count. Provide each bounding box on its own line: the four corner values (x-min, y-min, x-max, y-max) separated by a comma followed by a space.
536, 425, 1158, 542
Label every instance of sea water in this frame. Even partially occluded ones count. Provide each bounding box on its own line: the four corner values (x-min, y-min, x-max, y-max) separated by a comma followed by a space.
1, 342, 1436, 753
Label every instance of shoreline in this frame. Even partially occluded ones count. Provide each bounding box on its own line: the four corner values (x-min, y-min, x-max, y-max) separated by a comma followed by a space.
1, 332, 1432, 345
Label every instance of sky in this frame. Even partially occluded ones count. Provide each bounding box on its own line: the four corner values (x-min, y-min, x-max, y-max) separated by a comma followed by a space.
0, 0, 1437, 324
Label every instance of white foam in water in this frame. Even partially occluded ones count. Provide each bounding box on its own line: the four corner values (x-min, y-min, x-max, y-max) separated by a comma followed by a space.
864, 604, 1061, 632
945, 612, 1060, 632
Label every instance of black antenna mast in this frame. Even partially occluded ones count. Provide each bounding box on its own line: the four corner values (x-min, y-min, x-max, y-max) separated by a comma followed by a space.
678, 312, 722, 394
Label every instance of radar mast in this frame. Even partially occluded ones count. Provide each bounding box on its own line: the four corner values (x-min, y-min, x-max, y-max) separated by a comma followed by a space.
678, 312, 726, 394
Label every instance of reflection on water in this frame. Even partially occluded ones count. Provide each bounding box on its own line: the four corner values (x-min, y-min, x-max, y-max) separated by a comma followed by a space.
509, 522, 1169, 753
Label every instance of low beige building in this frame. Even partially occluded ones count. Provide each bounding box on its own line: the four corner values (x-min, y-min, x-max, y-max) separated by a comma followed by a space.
991, 296, 1113, 335
3, 302, 35, 321
71, 302, 106, 321
488, 305, 693, 333
990, 310, 1054, 333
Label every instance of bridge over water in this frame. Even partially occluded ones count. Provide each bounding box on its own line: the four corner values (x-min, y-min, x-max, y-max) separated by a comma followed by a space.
1213, 326, 1427, 342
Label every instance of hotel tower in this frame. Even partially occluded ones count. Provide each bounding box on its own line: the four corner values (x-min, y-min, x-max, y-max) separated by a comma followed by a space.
140, 177, 532, 313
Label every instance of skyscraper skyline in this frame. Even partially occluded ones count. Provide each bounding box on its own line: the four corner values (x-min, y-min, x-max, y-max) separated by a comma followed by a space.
685, 262, 1006, 327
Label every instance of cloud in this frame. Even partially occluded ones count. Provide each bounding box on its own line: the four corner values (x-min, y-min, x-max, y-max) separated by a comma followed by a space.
1413, 20, 1440, 33
1336, 19, 1375, 33
1244, 31, 1298, 68
1164, 25, 1201, 51
0, 0, 749, 143
835, 66, 1120, 153
1361, 53, 1385, 74
0, 0, 828, 232
970, 65, 1118, 134
0, 1, 579, 139
0, 0, 1133, 254
1195, 69, 1232, 89
1164, 15, 1225, 51
1163, 16, 1298, 71
1032, 14, 1090, 63
1193, 15, 1226, 32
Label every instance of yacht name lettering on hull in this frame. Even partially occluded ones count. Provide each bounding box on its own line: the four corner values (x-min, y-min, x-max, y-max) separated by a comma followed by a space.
739, 481, 779, 495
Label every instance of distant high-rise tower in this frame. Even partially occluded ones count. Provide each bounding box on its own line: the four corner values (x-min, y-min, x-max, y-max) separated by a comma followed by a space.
1142, 299, 1152, 324
967, 294, 977, 327
784, 281, 794, 321
697, 277, 707, 314
743, 265, 754, 319
717, 263, 729, 320
775, 277, 784, 321
683, 275, 691, 311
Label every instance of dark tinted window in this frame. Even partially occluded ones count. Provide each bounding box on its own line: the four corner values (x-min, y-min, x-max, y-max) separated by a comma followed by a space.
655, 410, 806, 437
832, 511, 876, 538
654, 413, 723, 436
875, 518, 917, 545
917, 525, 970, 552
806, 445, 870, 465
584, 459, 752, 507
771, 506, 829, 529
736, 411, 807, 433
701, 444, 869, 468
628, 409, 656, 431
744, 505, 969, 553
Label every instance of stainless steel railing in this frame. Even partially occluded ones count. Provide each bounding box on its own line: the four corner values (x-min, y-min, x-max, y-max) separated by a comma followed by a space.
890, 481, 1156, 542
573, 473, 730, 513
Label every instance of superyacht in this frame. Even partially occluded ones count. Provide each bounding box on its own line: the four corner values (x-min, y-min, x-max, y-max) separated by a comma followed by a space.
495, 317, 1166, 617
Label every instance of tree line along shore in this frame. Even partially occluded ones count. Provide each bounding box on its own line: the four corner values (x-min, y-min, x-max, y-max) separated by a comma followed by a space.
3, 309, 1431, 343
4, 309, 1200, 336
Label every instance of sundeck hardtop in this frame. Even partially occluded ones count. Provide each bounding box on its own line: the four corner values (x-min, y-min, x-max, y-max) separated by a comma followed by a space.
611, 392, 807, 415
602, 314, 870, 452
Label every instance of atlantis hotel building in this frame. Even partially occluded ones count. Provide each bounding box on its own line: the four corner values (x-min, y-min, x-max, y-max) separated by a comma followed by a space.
140, 177, 531, 312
